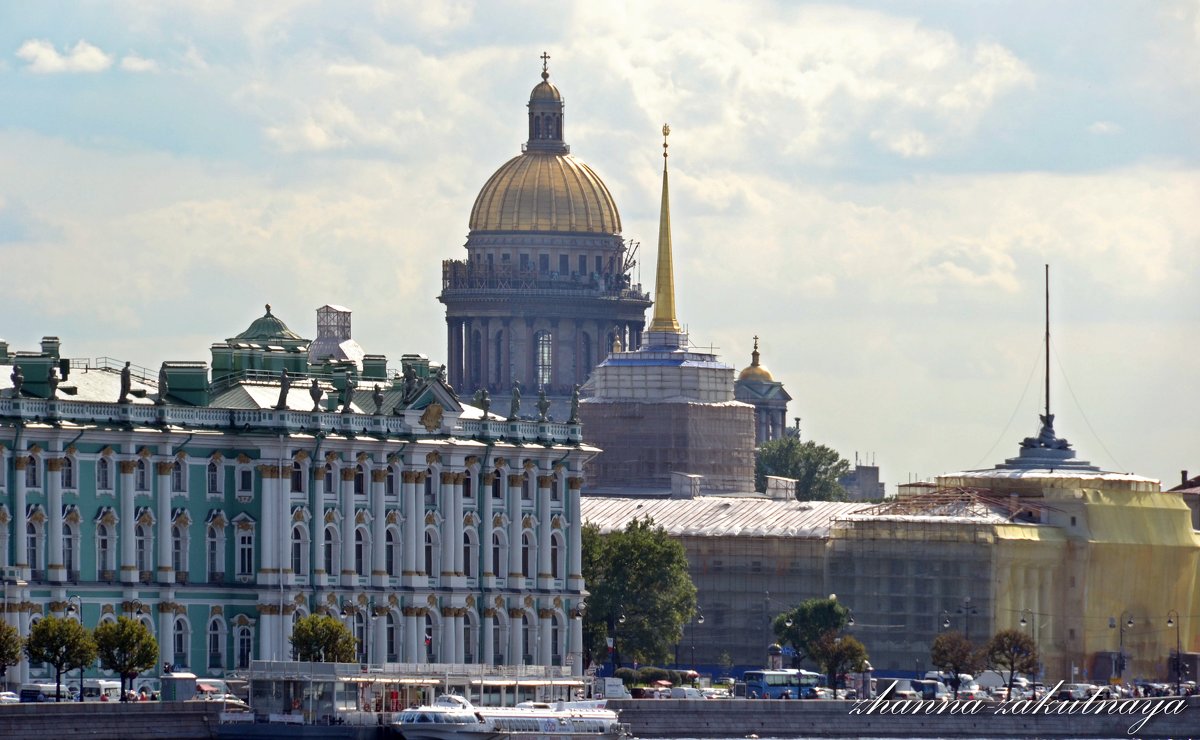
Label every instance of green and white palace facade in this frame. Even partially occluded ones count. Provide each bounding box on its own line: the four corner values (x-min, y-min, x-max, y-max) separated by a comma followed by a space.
0, 307, 590, 688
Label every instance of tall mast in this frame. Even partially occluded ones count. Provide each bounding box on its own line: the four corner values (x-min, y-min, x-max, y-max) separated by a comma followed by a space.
1044, 264, 1050, 419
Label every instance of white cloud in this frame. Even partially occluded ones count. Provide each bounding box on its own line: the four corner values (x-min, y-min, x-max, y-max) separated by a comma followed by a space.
120, 54, 158, 73
16, 38, 113, 73
1087, 120, 1122, 135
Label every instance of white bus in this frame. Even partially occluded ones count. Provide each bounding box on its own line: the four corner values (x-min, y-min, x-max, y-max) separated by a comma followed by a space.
81, 679, 122, 702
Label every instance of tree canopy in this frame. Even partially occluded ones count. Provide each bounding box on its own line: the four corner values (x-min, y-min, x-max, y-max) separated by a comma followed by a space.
290, 613, 358, 663
94, 616, 159, 702
25, 615, 98, 701
809, 631, 868, 698
581, 518, 697, 668
0, 621, 22, 683
754, 437, 850, 501
984, 629, 1038, 698
929, 631, 983, 697
773, 597, 851, 665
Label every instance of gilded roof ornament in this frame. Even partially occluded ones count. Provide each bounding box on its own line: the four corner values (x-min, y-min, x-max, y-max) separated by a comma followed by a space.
647, 122, 682, 334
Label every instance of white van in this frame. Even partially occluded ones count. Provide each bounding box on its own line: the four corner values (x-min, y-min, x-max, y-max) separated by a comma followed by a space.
670, 687, 704, 700
81, 679, 122, 702
18, 683, 70, 702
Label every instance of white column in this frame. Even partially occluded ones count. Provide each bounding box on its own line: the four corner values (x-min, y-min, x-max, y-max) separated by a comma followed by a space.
46, 457, 64, 581
567, 477, 583, 591
258, 609, 278, 661
507, 473, 523, 582
119, 459, 136, 584
371, 611, 386, 664
311, 463, 326, 587
481, 611, 495, 665
405, 608, 423, 664
441, 607, 457, 665
158, 600, 174, 668
538, 610, 552, 666
402, 471, 420, 585
481, 473, 495, 585
12, 456, 28, 579
155, 460, 174, 585
536, 475, 552, 590
508, 609, 523, 664
371, 467, 387, 587
451, 473, 464, 577
340, 465, 356, 585
439, 472, 455, 583
256, 464, 276, 586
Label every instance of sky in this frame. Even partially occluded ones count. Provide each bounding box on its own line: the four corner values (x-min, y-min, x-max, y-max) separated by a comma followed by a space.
1, 1, 1197, 488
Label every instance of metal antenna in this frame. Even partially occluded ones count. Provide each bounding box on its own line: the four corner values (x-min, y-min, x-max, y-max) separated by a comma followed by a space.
1044, 264, 1050, 420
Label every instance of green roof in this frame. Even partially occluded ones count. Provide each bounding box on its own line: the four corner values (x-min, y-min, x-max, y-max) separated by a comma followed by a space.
234, 304, 306, 344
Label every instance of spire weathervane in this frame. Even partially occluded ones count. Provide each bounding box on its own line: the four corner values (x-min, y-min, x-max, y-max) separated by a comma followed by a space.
647, 122, 682, 335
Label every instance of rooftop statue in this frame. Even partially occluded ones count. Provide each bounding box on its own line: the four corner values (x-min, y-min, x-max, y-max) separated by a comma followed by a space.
156, 365, 168, 406
309, 378, 323, 411
536, 388, 551, 422
9, 365, 21, 396
479, 389, 491, 419
118, 361, 132, 404
402, 364, 419, 403
1020, 413, 1071, 450
509, 381, 522, 420
340, 378, 356, 414
274, 369, 291, 410
568, 384, 580, 424
47, 366, 60, 400
372, 384, 384, 415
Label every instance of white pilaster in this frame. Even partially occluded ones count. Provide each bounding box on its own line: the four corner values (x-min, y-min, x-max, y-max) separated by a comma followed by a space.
340, 465, 356, 585
155, 460, 173, 585
536, 475, 552, 590
119, 459, 136, 584
45, 457, 64, 581
371, 467, 386, 587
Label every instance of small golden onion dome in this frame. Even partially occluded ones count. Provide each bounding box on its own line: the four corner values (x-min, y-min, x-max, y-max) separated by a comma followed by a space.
738, 337, 775, 382
469, 152, 622, 234
530, 78, 561, 102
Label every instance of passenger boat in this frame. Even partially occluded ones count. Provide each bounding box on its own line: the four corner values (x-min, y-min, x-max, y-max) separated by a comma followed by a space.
394, 694, 626, 740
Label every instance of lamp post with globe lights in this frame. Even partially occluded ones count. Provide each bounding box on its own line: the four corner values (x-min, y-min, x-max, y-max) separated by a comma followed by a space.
65, 595, 84, 702
690, 608, 705, 674
1167, 610, 1183, 696
1108, 612, 1134, 682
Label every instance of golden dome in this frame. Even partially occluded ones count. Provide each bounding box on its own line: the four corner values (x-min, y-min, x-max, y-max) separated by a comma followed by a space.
530, 79, 561, 102
469, 151, 622, 234
738, 337, 775, 382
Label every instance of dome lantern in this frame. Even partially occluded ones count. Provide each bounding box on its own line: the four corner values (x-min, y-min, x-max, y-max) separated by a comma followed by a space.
738, 335, 775, 382
526, 51, 567, 154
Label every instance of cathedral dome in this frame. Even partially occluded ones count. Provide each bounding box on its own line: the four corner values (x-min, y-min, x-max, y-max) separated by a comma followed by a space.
468, 58, 621, 235
737, 338, 775, 382
469, 153, 621, 234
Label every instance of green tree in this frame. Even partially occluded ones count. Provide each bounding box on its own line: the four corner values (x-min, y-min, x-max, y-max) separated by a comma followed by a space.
929, 631, 983, 698
94, 616, 159, 702
808, 631, 868, 699
24, 615, 98, 702
984, 629, 1038, 699
773, 597, 850, 665
754, 437, 850, 501
581, 518, 697, 668
289, 613, 357, 663
0, 621, 23, 688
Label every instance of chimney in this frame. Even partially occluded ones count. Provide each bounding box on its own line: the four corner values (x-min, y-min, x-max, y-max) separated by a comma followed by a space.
1184, 471, 1190, 487
41, 336, 61, 360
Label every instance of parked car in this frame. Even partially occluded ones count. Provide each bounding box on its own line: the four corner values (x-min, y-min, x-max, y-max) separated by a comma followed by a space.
1055, 683, 1093, 701
883, 679, 921, 700
0, 691, 19, 704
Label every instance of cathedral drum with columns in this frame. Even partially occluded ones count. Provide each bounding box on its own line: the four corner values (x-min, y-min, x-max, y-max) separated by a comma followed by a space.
440, 56, 651, 404
0, 306, 590, 691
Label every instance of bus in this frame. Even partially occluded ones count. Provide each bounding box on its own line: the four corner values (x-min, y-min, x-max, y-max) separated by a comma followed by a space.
81, 679, 122, 702
738, 669, 822, 699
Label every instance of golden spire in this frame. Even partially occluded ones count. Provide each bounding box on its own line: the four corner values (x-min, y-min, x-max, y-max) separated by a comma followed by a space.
648, 123, 681, 333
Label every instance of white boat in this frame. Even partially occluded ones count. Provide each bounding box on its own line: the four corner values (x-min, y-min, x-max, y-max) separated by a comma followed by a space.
395, 694, 627, 740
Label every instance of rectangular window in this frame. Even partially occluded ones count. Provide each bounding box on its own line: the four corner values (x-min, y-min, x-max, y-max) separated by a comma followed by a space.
538, 254, 549, 272
519, 253, 530, 270
558, 254, 568, 274
577, 255, 586, 275
237, 533, 254, 576
594, 256, 602, 273
238, 469, 252, 492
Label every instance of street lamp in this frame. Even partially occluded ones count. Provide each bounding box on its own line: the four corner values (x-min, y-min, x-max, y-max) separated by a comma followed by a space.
65, 595, 85, 702
941, 611, 951, 631
1166, 610, 1182, 696
342, 599, 380, 665
570, 602, 585, 672
690, 608, 705, 674
955, 598, 979, 641
1108, 612, 1133, 682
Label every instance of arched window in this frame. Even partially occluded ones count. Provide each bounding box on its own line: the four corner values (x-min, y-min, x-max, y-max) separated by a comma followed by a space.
291, 526, 306, 576
423, 530, 437, 576
491, 475, 502, 500
463, 531, 476, 578
206, 525, 223, 580
135, 524, 149, 573
171, 461, 186, 492
352, 612, 367, 663
551, 615, 562, 664
208, 618, 225, 669
236, 627, 252, 669
386, 468, 396, 496
521, 531, 533, 579
136, 460, 148, 491
25, 456, 39, 488
354, 528, 368, 577
63, 523, 75, 575
324, 526, 339, 578
26, 521, 40, 571
424, 470, 436, 506
550, 533, 562, 579
354, 464, 365, 496
96, 523, 112, 575
462, 473, 473, 500
385, 529, 398, 577
464, 612, 477, 663
492, 531, 505, 578
534, 330, 553, 389
172, 524, 188, 574
522, 474, 533, 501
532, 116, 541, 139
97, 458, 112, 490
521, 615, 533, 664
173, 618, 191, 668
290, 462, 303, 494
207, 461, 220, 494
62, 457, 75, 489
